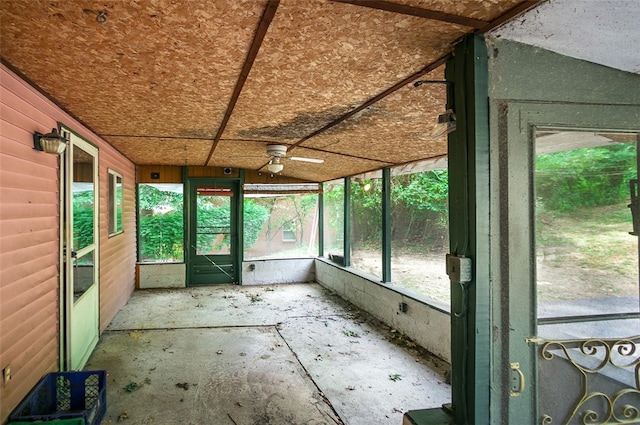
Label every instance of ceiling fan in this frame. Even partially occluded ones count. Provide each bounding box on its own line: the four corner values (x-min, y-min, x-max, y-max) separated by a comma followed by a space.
263, 144, 324, 173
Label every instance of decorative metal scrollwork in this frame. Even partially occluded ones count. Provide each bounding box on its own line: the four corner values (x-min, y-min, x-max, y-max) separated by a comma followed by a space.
538, 336, 640, 425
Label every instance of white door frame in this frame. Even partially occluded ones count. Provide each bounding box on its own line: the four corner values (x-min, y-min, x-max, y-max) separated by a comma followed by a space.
59, 125, 100, 371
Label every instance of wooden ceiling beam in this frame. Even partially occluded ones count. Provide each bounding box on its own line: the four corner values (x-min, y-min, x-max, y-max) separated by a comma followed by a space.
288, 54, 450, 153
330, 0, 488, 29
205, 0, 280, 166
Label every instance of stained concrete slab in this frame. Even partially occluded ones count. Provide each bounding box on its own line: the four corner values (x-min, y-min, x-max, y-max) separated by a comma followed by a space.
87, 283, 450, 424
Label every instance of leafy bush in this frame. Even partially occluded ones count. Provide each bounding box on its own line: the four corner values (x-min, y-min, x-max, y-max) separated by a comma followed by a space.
346, 170, 450, 252
73, 204, 94, 250
137, 184, 270, 261
536, 143, 636, 212
139, 211, 184, 261
243, 199, 269, 248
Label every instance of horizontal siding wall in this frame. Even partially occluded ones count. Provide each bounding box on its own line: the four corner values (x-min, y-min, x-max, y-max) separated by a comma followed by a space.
0, 64, 136, 421
99, 143, 136, 332
0, 66, 62, 421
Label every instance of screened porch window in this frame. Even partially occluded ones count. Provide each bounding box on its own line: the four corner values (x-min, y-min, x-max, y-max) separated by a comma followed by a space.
138, 183, 184, 263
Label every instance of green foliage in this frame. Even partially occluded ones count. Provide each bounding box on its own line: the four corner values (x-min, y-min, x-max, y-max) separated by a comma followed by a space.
392, 170, 448, 216
243, 199, 269, 248
351, 180, 382, 245
138, 184, 184, 262
196, 195, 231, 253
391, 170, 449, 251
323, 183, 345, 250
138, 185, 270, 261
139, 211, 184, 261
138, 184, 183, 211
536, 143, 636, 212
73, 189, 95, 250
346, 170, 450, 252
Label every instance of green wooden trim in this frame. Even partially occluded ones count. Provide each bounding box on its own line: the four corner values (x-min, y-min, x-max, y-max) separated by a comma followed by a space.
446, 34, 490, 425
186, 177, 241, 286
404, 407, 455, 425
237, 169, 245, 285
183, 166, 191, 286
343, 177, 351, 267
318, 191, 325, 257
381, 167, 391, 283
135, 182, 141, 263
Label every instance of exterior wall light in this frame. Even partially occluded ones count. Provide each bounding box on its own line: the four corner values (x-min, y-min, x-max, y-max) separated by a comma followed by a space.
431, 109, 457, 139
413, 80, 456, 139
33, 128, 67, 154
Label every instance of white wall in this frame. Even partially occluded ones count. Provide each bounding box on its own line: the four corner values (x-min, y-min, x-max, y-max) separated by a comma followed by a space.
241, 258, 315, 285
138, 263, 186, 289
315, 259, 451, 363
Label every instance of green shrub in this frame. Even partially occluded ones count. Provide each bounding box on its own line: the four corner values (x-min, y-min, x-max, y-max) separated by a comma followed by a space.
536, 144, 636, 212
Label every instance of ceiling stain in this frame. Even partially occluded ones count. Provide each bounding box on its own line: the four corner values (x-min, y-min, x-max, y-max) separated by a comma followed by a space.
239, 104, 382, 140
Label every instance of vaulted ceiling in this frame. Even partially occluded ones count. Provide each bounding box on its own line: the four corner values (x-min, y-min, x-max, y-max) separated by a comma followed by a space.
0, 0, 536, 182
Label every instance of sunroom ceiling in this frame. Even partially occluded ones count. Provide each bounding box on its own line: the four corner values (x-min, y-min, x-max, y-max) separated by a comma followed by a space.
0, 0, 534, 182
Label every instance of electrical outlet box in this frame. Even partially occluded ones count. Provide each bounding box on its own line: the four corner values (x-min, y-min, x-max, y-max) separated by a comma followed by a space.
446, 254, 472, 283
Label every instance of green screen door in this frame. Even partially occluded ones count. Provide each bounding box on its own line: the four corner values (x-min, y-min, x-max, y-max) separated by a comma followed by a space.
188, 181, 238, 285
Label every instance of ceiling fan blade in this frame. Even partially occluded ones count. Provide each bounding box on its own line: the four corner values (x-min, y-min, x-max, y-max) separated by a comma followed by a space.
289, 156, 324, 163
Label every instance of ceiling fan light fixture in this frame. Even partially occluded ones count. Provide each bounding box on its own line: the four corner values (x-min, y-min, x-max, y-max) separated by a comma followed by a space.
267, 158, 284, 173
431, 109, 456, 139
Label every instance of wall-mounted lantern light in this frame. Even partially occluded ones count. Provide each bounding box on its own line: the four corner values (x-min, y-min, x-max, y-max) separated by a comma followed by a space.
430, 109, 457, 139
413, 79, 457, 139
33, 128, 67, 154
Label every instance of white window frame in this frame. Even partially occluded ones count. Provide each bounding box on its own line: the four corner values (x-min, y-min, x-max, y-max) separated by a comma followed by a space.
282, 220, 296, 242
108, 169, 124, 236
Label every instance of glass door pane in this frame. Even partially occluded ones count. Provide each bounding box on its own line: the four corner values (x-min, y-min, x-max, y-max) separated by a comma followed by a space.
534, 131, 640, 424
72, 145, 97, 300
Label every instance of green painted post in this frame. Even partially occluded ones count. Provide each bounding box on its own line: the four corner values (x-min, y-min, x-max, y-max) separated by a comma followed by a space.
382, 167, 391, 283
447, 34, 490, 425
183, 166, 190, 286
343, 177, 351, 267
318, 190, 324, 258
237, 169, 245, 284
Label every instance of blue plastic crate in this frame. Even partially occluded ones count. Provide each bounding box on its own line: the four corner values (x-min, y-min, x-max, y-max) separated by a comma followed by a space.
8, 370, 106, 425
8, 420, 84, 425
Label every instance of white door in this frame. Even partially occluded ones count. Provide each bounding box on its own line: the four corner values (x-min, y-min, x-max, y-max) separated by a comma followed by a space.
61, 127, 99, 370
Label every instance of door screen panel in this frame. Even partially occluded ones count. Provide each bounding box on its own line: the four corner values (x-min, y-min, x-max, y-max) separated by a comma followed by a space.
196, 187, 231, 256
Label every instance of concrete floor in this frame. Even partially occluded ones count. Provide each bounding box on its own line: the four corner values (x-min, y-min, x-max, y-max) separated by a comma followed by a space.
86, 283, 450, 424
